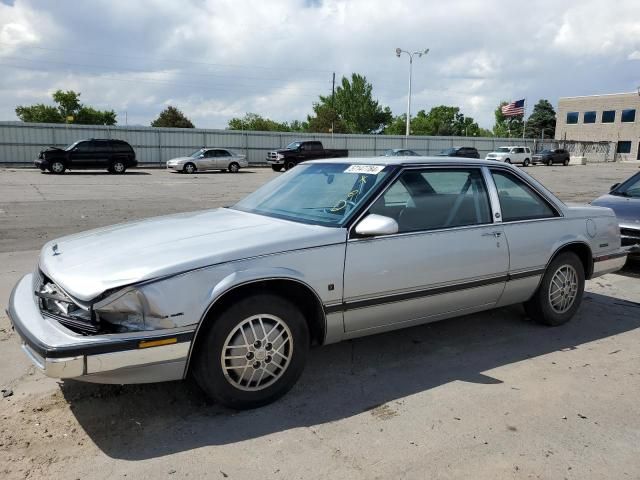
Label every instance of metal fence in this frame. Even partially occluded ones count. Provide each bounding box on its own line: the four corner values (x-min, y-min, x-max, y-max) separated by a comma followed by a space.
0, 121, 550, 165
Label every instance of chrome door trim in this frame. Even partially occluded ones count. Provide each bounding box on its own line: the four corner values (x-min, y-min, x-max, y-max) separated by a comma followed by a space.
348, 221, 498, 243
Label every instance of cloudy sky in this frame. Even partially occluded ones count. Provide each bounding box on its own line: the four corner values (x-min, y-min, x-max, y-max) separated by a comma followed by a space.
0, 0, 638, 129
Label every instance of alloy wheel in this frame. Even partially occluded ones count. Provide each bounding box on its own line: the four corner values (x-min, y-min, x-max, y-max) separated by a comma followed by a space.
548, 264, 578, 314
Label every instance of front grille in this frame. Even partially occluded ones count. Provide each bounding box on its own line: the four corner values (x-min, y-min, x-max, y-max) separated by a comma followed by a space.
266, 152, 278, 160
621, 227, 640, 247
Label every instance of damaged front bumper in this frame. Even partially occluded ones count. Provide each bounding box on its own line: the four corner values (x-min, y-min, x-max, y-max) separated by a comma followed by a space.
6, 274, 195, 384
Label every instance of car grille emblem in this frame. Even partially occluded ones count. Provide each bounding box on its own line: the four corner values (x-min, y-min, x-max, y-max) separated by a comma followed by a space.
52, 243, 61, 256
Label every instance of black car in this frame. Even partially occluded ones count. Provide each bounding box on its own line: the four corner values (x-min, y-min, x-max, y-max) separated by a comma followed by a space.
437, 147, 480, 159
532, 149, 570, 166
35, 139, 137, 174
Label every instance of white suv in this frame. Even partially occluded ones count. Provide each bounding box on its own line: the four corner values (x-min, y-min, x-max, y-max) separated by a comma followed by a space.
486, 146, 532, 166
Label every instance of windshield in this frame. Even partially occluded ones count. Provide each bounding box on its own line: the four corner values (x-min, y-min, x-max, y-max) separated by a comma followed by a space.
285, 142, 301, 150
612, 173, 640, 198
439, 148, 456, 155
189, 148, 205, 158
64, 141, 80, 151
540, 150, 553, 154
232, 162, 392, 226
496, 147, 510, 153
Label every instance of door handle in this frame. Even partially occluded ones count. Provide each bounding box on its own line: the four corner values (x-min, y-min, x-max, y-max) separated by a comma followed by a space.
482, 231, 502, 238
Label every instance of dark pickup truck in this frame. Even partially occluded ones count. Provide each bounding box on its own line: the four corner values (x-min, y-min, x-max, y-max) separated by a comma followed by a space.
266, 141, 348, 171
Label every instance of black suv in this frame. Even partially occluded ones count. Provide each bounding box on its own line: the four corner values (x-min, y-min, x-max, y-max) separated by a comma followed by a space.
35, 139, 137, 174
437, 147, 480, 159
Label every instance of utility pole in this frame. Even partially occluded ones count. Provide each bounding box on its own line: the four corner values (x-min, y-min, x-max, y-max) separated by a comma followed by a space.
331, 72, 335, 145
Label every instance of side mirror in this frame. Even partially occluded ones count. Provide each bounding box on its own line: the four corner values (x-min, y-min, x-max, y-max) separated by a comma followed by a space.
199, 154, 205, 158
355, 214, 399, 236
610, 183, 620, 192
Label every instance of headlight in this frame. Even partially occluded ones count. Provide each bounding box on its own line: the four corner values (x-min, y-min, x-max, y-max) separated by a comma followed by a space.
276, 153, 284, 160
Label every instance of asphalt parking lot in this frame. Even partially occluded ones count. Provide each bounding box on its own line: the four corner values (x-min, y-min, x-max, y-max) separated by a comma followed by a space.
1, 163, 639, 479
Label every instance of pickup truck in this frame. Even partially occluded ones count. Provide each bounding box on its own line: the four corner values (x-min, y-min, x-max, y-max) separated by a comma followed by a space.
266, 141, 348, 171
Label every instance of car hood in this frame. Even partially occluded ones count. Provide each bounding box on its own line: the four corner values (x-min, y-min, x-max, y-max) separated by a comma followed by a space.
39, 208, 346, 301
591, 194, 640, 225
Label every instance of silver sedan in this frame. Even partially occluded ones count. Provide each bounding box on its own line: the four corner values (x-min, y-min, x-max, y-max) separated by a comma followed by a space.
7, 157, 628, 409
166, 148, 248, 173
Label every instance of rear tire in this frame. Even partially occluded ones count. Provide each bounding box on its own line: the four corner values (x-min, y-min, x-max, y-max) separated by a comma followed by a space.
110, 160, 126, 174
504, 158, 511, 164
228, 162, 240, 173
563, 158, 570, 166
524, 252, 584, 326
193, 293, 309, 409
523, 158, 530, 167
184, 162, 196, 174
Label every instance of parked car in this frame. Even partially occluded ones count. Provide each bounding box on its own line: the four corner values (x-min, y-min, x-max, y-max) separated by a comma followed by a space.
8, 157, 627, 409
266, 141, 348, 171
485, 146, 532, 166
532, 149, 570, 166
166, 148, 248, 173
34, 139, 137, 174
591, 171, 640, 252
383, 149, 419, 156
437, 146, 480, 159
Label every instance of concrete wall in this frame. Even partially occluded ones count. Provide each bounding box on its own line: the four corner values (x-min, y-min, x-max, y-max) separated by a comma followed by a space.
555, 92, 640, 161
0, 121, 541, 165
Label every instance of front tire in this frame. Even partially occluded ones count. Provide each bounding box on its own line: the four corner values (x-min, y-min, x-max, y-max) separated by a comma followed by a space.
50, 160, 66, 174
285, 160, 296, 170
271, 165, 282, 172
563, 158, 570, 166
524, 252, 585, 326
183, 162, 196, 174
193, 293, 309, 409
504, 158, 511, 164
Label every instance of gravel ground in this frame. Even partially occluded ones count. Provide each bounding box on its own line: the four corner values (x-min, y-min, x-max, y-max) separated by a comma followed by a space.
1, 162, 639, 480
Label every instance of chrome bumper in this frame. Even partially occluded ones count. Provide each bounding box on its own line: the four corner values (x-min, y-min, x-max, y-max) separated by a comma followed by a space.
7, 274, 195, 384
267, 159, 283, 165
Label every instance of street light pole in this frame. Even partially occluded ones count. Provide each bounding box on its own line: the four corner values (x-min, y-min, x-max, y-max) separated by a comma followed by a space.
396, 47, 429, 140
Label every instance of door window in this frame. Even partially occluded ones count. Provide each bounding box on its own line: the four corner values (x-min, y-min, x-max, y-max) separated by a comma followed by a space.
490, 170, 557, 221
74, 142, 94, 152
215, 150, 231, 157
369, 168, 492, 233
204, 150, 216, 158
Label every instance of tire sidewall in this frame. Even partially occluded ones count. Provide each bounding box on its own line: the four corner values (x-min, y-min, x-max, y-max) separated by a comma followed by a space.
536, 252, 585, 326
184, 162, 196, 174
228, 162, 240, 173
194, 294, 309, 409
285, 161, 296, 170
51, 161, 65, 174
112, 161, 126, 174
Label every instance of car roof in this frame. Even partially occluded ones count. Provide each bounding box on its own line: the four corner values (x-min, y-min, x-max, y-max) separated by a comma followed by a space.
308, 156, 513, 167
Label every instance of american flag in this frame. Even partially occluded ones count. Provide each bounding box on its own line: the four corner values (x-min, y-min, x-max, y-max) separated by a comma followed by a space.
501, 99, 525, 117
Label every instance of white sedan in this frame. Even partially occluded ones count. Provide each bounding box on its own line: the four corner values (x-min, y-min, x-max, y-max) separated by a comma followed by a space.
166, 148, 248, 173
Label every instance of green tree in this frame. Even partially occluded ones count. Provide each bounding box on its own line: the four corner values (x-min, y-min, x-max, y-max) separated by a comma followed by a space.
15, 90, 116, 125
306, 104, 347, 133
15, 104, 63, 123
151, 106, 195, 128
308, 73, 392, 134
493, 101, 523, 138
227, 112, 291, 132
524, 99, 556, 139
386, 106, 483, 136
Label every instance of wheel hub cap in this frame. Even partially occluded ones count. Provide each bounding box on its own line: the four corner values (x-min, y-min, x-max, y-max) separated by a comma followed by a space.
221, 314, 293, 392
548, 264, 578, 314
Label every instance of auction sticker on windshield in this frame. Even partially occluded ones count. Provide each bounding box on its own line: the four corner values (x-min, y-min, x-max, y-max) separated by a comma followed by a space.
344, 165, 385, 174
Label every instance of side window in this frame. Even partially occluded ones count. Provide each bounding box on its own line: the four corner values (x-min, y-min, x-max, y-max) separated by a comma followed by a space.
491, 170, 557, 221
204, 150, 216, 158
216, 150, 231, 157
75, 141, 93, 152
369, 168, 492, 233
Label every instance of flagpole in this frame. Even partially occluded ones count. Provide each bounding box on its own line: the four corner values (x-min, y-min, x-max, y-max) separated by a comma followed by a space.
522, 98, 527, 141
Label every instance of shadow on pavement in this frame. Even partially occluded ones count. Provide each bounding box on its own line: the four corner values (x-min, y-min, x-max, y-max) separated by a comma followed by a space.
61, 291, 640, 460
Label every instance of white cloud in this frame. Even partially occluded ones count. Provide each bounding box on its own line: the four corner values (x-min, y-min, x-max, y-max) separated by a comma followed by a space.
0, 0, 638, 129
